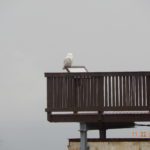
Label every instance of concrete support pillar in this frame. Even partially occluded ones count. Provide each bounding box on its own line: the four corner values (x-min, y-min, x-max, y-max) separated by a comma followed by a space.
80, 123, 88, 150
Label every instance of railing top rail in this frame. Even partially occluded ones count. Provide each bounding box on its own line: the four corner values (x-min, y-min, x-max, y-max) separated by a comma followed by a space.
45, 71, 150, 77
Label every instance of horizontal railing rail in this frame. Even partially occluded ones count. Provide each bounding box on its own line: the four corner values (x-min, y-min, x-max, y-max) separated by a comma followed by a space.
45, 72, 150, 112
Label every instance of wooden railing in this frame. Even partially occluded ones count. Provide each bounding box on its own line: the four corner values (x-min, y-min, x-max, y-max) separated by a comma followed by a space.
45, 72, 150, 113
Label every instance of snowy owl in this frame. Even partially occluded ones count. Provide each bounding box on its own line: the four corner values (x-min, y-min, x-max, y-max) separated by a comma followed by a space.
63, 53, 73, 69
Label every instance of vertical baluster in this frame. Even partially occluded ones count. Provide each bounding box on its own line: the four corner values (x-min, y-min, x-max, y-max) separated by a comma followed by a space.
94, 77, 98, 107
91, 76, 93, 108
116, 76, 119, 107
112, 76, 115, 107
142, 76, 144, 106
145, 76, 148, 107
96, 77, 99, 107
124, 76, 127, 106
77, 76, 81, 108
52, 77, 55, 109
62, 76, 65, 108
81, 76, 83, 109
132, 76, 135, 107
143, 76, 146, 106
105, 76, 108, 108
126, 76, 129, 106
98, 76, 104, 112
70, 77, 73, 110
79, 76, 81, 108
61, 77, 64, 109
57, 77, 59, 109
135, 76, 139, 107
51, 77, 54, 109
85, 77, 87, 108
120, 76, 123, 107
94, 77, 97, 107
82, 76, 85, 108
103, 76, 106, 107
77, 76, 80, 108
91, 77, 95, 107
84, 76, 87, 108
129, 76, 132, 107
109, 76, 111, 107
67, 76, 71, 109
128, 76, 130, 106
130, 76, 133, 107
139, 76, 142, 107
57, 77, 60, 109
76, 76, 79, 108
53, 77, 55, 109
128, 76, 131, 106
123, 76, 125, 107
64, 76, 66, 109
85, 76, 88, 108
83, 76, 86, 108
147, 76, 150, 111
47, 77, 52, 112
81, 76, 84, 109
58, 77, 62, 109
85, 76, 87, 108
90, 76, 93, 107
70, 76, 73, 110
64, 76, 68, 108
74, 76, 78, 111
137, 76, 140, 107
130, 76, 132, 107
54, 77, 57, 109
88, 76, 91, 107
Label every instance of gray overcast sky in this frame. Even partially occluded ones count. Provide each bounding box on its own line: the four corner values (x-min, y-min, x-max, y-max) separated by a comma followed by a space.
0, 0, 150, 150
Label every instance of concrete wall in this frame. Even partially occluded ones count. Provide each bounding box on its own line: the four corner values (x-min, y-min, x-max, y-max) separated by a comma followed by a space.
68, 139, 150, 150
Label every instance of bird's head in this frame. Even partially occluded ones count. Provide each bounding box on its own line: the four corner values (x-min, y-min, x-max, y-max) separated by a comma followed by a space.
66, 53, 73, 59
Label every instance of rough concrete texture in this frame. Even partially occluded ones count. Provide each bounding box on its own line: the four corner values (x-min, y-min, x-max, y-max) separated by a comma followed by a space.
68, 141, 150, 150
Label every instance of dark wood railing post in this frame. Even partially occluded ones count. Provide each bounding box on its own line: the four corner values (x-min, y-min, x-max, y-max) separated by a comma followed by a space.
45, 76, 53, 122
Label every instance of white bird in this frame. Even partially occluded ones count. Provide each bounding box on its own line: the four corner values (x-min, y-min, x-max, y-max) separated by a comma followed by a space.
63, 53, 73, 69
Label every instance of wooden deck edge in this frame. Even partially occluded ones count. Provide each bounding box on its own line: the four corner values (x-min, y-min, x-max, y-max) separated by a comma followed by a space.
47, 113, 150, 123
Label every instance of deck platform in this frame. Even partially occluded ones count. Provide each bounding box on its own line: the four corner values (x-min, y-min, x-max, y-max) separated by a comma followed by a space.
45, 72, 150, 123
